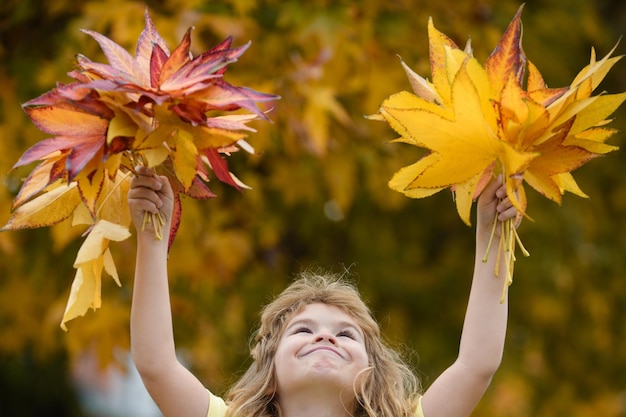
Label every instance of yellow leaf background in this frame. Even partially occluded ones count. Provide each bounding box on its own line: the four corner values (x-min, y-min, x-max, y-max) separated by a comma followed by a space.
1, 1, 625, 416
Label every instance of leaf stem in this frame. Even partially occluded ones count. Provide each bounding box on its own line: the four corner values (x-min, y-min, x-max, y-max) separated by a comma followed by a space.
482, 211, 499, 264
514, 226, 530, 257
142, 211, 164, 240
500, 218, 514, 303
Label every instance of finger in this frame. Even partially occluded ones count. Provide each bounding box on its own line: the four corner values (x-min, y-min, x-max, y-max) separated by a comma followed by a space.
130, 174, 163, 192
134, 165, 154, 177
495, 183, 507, 200
485, 175, 503, 196
155, 175, 172, 195
128, 187, 164, 209
496, 195, 513, 211
497, 205, 518, 222
130, 198, 162, 214
477, 176, 502, 208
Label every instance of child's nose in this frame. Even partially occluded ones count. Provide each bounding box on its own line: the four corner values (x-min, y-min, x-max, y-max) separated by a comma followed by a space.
314, 332, 337, 344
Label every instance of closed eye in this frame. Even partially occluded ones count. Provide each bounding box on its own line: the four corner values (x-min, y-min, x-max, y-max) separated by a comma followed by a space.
337, 330, 356, 339
293, 326, 312, 335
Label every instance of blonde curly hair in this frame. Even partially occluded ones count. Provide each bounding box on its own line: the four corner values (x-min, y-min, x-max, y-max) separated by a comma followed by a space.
225, 271, 421, 416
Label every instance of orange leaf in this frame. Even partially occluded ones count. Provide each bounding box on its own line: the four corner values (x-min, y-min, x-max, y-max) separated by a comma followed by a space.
135, 8, 170, 72
23, 104, 110, 138
159, 27, 192, 86
484, 4, 525, 102
12, 155, 65, 209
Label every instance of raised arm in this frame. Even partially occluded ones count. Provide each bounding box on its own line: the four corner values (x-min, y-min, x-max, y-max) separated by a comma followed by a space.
421, 176, 518, 417
129, 166, 210, 417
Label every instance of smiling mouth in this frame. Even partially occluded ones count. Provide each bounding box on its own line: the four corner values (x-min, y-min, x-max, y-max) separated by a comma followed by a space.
305, 347, 344, 358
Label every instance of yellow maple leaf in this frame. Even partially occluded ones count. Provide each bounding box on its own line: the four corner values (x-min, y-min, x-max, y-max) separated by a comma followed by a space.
373, 5, 625, 296
380, 62, 537, 225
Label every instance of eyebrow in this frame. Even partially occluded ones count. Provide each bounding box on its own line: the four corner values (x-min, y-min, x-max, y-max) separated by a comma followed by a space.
286, 318, 364, 337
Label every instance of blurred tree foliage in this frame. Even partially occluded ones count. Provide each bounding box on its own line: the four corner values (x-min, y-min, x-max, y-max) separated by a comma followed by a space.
1, 0, 625, 416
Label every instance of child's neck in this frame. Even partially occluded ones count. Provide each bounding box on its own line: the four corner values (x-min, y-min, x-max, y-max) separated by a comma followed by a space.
277, 390, 356, 417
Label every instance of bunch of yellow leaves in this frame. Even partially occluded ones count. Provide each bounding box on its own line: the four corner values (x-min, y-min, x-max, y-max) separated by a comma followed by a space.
370, 5, 625, 299
2, 9, 278, 329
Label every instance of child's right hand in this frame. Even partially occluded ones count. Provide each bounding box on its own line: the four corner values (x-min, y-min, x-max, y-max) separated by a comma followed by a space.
128, 166, 174, 239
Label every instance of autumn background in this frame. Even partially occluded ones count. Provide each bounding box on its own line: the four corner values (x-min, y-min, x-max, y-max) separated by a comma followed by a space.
1, 0, 625, 416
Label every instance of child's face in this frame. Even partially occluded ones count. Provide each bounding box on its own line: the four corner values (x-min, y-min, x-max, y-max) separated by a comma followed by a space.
273, 302, 369, 400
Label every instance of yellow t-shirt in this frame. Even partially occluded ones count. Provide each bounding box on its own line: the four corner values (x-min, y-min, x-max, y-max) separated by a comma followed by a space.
207, 392, 424, 417
415, 396, 424, 417
207, 392, 228, 417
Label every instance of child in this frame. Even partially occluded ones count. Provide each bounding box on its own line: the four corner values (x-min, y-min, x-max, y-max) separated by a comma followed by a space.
128, 165, 518, 417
